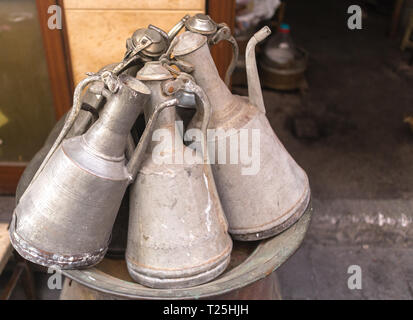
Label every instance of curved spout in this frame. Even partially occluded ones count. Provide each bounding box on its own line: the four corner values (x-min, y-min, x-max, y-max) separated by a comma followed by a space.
246, 26, 271, 114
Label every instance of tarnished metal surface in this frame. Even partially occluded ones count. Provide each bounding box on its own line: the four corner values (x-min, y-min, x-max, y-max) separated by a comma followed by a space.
15, 116, 66, 205
172, 31, 208, 57
12, 18, 312, 297
60, 266, 282, 300
136, 61, 174, 81
62, 205, 311, 300
10, 74, 152, 269
172, 31, 311, 241
14, 65, 139, 260
127, 28, 166, 59
185, 14, 218, 35
126, 63, 232, 289
12, 21, 186, 261
246, 27, 271, 114
27, 75, 102, 192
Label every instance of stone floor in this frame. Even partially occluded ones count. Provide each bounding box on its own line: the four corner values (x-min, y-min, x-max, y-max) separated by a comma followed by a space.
1, 0, 413, 300
264, 0, 413, 300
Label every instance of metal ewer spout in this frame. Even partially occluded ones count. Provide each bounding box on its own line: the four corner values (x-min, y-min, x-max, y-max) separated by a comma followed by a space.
246, 26, 271, 114
9, 72, 156, 270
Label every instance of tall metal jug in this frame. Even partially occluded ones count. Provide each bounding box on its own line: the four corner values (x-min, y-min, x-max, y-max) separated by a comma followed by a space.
9, 71, 179, 269
170, 29, 311, 241
126, 62, 232, 288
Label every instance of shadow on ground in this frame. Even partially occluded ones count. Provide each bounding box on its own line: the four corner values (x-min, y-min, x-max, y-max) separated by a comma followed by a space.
247, 0, 413, 300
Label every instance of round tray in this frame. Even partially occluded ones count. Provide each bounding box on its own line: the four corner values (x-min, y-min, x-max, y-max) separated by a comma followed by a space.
62, 204, 312, 300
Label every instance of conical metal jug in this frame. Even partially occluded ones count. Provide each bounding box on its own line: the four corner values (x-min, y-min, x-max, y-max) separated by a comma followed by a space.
9, 71, 179, 269
126, 62, 232, 289
170, 29, 311, 241
14, 63, 136, 203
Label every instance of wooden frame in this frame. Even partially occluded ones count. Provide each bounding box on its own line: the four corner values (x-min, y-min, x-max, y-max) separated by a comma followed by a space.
36, 0, 74, 120
0, 166, 25, 195
0, 0, 74, 195
207, 0, 236, 82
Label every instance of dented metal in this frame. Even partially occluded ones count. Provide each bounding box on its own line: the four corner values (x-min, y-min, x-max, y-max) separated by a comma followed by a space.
171, 29, 311, 241
126, 62, 232, 289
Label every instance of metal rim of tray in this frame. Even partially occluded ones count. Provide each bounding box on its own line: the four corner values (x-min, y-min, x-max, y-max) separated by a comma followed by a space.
62, 203, 312, 300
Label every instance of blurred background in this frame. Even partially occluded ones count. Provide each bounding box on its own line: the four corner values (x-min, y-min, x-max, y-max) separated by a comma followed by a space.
0, 0, 412, 299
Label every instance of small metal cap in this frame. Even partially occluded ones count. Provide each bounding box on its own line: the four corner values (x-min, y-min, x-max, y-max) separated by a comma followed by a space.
185, 13, 217, 35
130, 28, 168, 57
136, 61, 173, 81
172, 31, 208, 57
